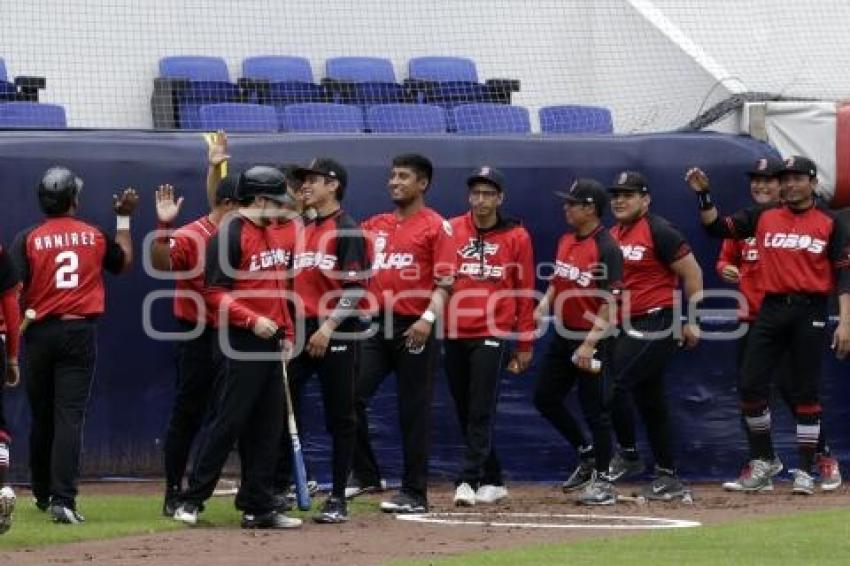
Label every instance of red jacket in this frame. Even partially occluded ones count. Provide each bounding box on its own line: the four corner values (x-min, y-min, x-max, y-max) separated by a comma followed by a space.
445, 213, 536, 351
716, 237, 762, 321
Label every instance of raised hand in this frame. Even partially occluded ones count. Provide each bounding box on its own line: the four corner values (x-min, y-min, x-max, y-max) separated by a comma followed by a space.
685, 167, 710, 192
155, 184, 184, 224
208, 130, 230, 166
113, 187, 140, 216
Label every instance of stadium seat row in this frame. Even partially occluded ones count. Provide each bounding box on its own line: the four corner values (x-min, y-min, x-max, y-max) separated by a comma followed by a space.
152, 55, 524, 130
195, 101, 613, 134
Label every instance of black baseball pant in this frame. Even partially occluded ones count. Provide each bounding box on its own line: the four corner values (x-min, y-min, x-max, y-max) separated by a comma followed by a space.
739, 293, 828, 470
352, 315, 436, 500
534, 333, 612, 475
609, 308, 679, 472
276, 317, 357, 499
163, 322, 222, 500
24, 318, 97, 509
444, 337, 507, 488
182, 327, 284, 514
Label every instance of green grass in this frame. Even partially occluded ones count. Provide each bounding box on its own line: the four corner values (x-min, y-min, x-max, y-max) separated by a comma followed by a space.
397, 508, 850, 566
0, 494, 379, 550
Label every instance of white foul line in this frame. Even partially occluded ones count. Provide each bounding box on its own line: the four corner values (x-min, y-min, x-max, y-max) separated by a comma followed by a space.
396, 512, 701, 530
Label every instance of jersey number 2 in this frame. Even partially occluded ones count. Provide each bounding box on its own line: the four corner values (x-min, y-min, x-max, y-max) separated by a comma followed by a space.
55, 251, 80, 289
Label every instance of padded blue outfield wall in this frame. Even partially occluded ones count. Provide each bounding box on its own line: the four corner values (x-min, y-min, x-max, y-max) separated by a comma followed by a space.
0, 130, 847, 484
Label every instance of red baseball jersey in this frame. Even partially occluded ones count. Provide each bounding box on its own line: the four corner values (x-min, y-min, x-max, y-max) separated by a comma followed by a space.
293, 209, 368, 319
609, 214, 691, 317
0, 246, 21, 358
551, 225, 624, 331
169, 215, 217, 324
716, 203, 850, 294
445, 213, 536, 350
203, 214, 294, 337
362, 207, 456, 317
12, 217, 125, 320
716, 237, 762, 321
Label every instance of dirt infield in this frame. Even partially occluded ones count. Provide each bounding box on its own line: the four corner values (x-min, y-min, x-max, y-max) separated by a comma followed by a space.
2, 481, 845, 565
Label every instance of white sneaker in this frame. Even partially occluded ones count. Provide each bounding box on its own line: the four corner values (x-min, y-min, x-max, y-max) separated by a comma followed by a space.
173, 503, 199, 525
212, 478, 239, 497
0, 486, 15, 534
453, 483, 476, 507
475, 484, 508, 504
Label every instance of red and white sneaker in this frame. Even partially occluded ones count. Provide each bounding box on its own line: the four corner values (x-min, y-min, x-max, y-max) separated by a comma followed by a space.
817, 454, 842, 492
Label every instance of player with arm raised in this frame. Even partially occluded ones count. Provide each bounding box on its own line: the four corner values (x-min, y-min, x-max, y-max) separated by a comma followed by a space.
686, 156, 850, 495
149, 129, 240, 517
11, 167, 136, 524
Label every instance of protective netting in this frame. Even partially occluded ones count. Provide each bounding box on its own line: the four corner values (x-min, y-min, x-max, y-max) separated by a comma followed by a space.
0, 0, 848, 133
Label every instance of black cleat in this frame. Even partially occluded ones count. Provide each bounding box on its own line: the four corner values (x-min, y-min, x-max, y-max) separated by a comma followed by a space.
313, 496, 349, 524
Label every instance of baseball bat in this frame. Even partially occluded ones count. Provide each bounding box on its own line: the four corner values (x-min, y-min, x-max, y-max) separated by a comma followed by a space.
281, 358, 311, 511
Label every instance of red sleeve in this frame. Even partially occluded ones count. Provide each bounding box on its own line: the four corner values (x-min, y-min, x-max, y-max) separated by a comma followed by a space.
716, 238, 740, 276
202, 286, 261, 331
432, 217, 457, 281
1, 286, 20, 358
513, 228, 536, 352
169, 232, 194, 272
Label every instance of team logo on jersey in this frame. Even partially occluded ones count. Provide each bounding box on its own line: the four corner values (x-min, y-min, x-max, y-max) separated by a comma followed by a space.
553, 260, 596, 287
619, 244, 647, 261
249, 248, 291, 271
293, 251, 338, 270
458, 238, 499, 259
763, 232, 826, 254
374, 235, 387, 253
742, 237, 758, 261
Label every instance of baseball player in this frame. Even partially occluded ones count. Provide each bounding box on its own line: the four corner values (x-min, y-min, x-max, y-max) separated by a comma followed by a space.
172, 166, 302, 529
533, 179, 623, 506
272, 162, 321, 501
711, 157, 841, 492
349, 153, 456, 513
0, 248, 21, 534
281, 158, 368, 523
445, 166, 535, 506
687, 156, 850, 494
605, 171, 702, 501
11, 167, 137, 523
149, 130, 240, 516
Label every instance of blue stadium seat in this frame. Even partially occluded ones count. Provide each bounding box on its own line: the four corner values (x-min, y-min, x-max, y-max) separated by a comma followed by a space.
406, 56, 519, 107
451, 103, 530, 134
241, 56, 328, 108
366, 104, 446, 133
326, 57, 396, 83
242, 56, 314, 83
281, 103, 364, 133
539, 105, 614, 134
199, 103, 277, 133
324, 57, 409, 106
156, 56, 241, 129
0, 102, 67, 128
159, 56, 230, 82
408, 56, 479, 83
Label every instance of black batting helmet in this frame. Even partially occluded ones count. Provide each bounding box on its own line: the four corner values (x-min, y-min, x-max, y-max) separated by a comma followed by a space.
38, 166, 83, 216
236, 166, 293, 205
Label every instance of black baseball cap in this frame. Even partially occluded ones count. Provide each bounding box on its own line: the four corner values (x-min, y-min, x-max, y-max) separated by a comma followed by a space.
608, 170, 649, 193
746, 156, 784, 178
555, 178, 608, 213
215, 174, 239, 202
294, 157, 348, 189
779, 155, 817, 177
466, 166, 505, 192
